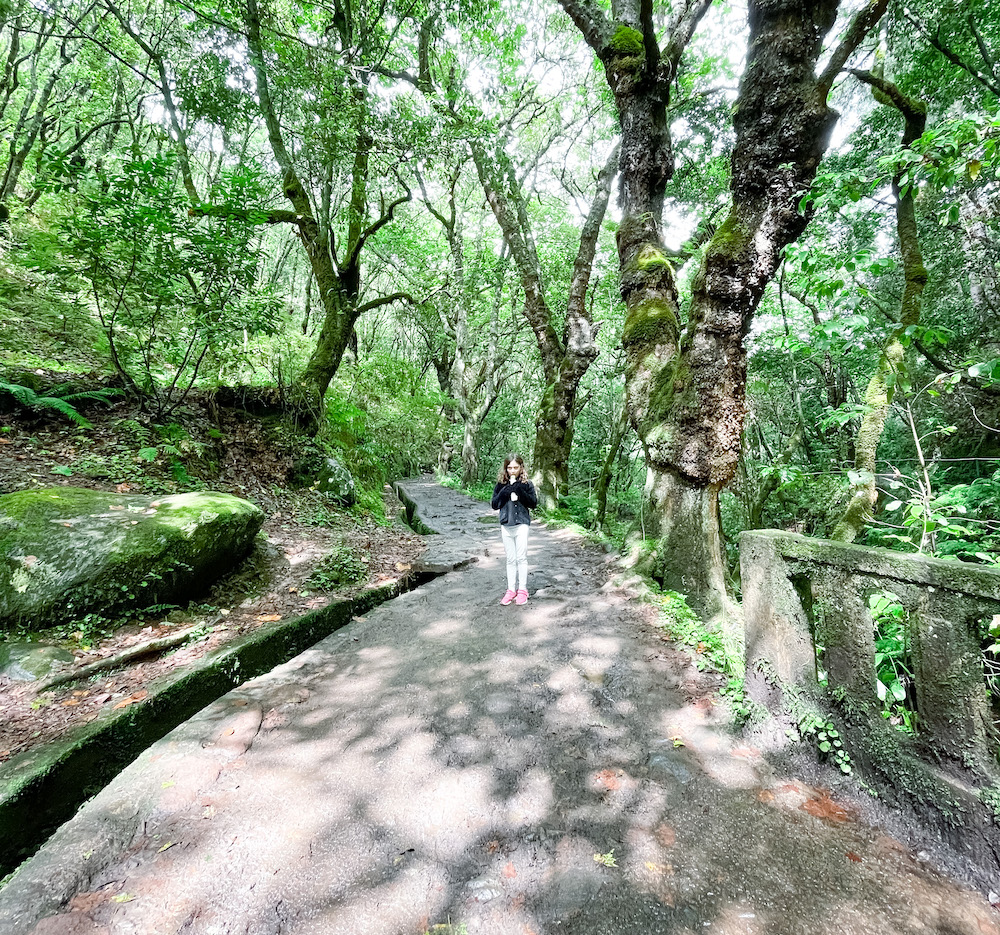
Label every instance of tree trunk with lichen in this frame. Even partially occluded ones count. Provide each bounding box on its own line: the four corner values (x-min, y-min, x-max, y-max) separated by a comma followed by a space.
246, 0, 409, 427
472, 143, 616, 511
533, 370, 584, 510
560, 0, 886, 614
831, 76, 928, 543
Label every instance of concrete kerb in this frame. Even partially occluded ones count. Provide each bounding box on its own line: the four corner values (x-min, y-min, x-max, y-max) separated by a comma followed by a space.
0, 485, 451, 881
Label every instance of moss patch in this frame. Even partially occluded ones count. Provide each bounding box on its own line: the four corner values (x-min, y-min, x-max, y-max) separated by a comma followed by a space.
609, 24, 644, 57
623, 297, 680, 352
604, 24, 645, 74
0, 487, 264, 628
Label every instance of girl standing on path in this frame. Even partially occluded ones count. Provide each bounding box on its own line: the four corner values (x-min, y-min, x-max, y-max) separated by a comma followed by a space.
491, 453, 538, 605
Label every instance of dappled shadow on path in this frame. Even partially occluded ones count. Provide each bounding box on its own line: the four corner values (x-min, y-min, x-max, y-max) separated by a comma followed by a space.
4, 480, 998, 935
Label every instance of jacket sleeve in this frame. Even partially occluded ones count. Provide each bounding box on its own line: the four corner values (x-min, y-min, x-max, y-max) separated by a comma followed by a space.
517, 481, 538, 509
491, 483, 509, 510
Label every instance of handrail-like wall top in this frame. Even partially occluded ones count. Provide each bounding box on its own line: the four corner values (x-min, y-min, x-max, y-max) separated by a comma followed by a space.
741, 529, 1000, 604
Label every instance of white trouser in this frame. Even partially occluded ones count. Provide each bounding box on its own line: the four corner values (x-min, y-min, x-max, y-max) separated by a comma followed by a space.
500, 522, 529, 591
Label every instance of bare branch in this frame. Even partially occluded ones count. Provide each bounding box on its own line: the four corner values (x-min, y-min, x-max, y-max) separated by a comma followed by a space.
555, 0, 612, 55
817, 0, 890, 99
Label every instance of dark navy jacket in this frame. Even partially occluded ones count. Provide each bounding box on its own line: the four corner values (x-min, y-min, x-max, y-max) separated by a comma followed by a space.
491, 480, 538, 526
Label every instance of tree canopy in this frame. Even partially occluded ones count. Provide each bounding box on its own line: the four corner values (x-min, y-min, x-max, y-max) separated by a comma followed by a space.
2, 0, 1000, 624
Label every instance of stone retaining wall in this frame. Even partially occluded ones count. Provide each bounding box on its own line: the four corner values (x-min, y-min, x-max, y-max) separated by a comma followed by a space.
741, 530, 1000, 869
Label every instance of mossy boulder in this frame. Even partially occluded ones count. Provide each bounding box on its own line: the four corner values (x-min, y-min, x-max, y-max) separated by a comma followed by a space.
316, 457, 356, 506
0, 488, 265, 628
0, 642, 74, 681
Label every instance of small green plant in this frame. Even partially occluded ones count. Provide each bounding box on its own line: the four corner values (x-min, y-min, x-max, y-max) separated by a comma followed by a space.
593, 849, 618, 867
795, 710, 853, 775
44, 612, 115, 650
351, 487, 389, 525
979, 784, 1000, 820
305, 546, 368, 591
0, 380, 120, 427
654, 588, 742, 677
869, 590, 917, 733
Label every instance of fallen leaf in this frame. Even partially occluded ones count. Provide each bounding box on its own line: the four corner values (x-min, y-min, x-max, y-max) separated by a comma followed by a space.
595, 768, 621, 790
756, 789, 776, 804
256, 614, 281, 622
502, 862, 517, 879
800, 790, 852, 824
395, 562, 411, 572
111, 893, 136, 903
157, 841, 176, 853
222, 728, 235, 736
113, 689, 148, 710
22, 555, 37, 567
116, 484, 132, 493
485, 839, 501, 854
72, 690, 88, 697
846, 851, 862, 862
60, 699, 80, 707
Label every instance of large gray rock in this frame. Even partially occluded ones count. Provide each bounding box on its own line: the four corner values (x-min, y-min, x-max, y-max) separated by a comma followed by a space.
0, 642, 74, 681
0, 488, 265, 628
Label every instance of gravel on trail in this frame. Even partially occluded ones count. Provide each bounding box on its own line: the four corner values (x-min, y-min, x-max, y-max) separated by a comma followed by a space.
1, 477, 998, 935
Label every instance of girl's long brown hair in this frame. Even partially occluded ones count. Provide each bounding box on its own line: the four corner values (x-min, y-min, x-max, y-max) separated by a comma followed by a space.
497, 453, 529, 484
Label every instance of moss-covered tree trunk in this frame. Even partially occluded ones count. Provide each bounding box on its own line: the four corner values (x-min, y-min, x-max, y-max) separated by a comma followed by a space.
593, 400, 630, 532
561, 0, 886, 614
831, 76, 928, 543
472, 144, 616, 511
246, 1, 409, 425
419, 165, 505, 487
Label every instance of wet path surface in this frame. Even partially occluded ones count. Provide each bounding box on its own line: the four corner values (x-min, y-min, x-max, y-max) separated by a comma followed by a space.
2, 478, 998, 934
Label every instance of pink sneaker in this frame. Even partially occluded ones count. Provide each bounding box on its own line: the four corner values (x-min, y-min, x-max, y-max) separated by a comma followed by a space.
515, 589, 528, 605
500, 589, 516, 605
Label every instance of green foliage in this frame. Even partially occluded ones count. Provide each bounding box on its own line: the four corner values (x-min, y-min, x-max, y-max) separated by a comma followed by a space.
0, 381, 119, 427
325, 353, 445, 489
304, 545, 368, 591
794, 710, 853, 775
653, 588, 741, 678
61, 155, 280, 413
869, 464, 1000, 561
865, 590, 918, 733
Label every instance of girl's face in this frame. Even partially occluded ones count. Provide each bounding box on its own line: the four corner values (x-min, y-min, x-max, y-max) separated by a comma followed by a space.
507, 460, 522, 480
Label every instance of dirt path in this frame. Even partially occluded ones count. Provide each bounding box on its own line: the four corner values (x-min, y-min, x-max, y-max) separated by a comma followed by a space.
1, 478, 997, 935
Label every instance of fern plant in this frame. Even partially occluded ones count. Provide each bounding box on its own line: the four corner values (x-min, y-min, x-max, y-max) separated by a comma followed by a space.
0, 381, 120, 427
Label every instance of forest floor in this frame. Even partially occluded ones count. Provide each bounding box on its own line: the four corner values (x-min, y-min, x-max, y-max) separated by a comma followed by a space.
2, 478, 999, 935
0, 391, 427, 764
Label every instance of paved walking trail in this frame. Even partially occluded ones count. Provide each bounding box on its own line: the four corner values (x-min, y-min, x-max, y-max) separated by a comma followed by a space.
2, 479, 999, 935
